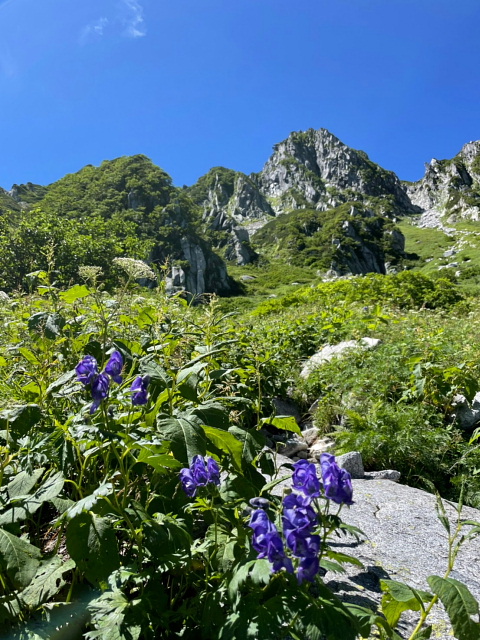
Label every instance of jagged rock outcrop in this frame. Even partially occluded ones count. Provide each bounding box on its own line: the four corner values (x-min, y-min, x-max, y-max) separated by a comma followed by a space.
191, 128, 416, 272
8, 182, 48, 206
406, 140, 480, 227
259, 128, 417, 215
0, 187, 20, 213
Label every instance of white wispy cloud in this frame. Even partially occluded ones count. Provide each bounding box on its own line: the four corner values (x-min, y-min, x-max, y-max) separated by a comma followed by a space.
121, 0, 146, 38
79, 17, 109, 44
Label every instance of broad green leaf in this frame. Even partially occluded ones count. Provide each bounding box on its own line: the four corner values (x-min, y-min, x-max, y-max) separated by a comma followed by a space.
191, 401, 230, 429
0, 527, 42, 589
0, 471, 63, 525
66, 513, 120, 586
260, 415, 302, 436
7, 468, 44, 500
136, 448, 182, 472
64, 482, 113, 519
158, 416, 206, 464
21, 557, 75, 608
0, 404, 43, 438
202, 425, 244, 472
228, 426, 265, 465
59, 284, 91, 303
325, 550, 364, 568
18, 347, 40, 365
45, 369, 78, 397
428, 575, 480, 640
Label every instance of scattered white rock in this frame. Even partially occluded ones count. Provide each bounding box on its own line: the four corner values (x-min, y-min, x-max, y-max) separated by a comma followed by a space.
452, 392, 480, 430
300, 338, 381, 378
301, 426, 321, 447
309, 437, 335, 459
0, 291, 10, 302
278, 438, 309, 458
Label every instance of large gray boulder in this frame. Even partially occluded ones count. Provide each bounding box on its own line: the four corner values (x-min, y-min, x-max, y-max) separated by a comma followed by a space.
271, 472, 480, 639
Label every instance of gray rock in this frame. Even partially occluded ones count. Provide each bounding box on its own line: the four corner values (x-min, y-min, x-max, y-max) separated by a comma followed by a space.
309, 437, 335, 458
240, 275, 256, 281
336, 451, 364, 479
278, 438, 309, 458
270, 470, 480, 639
364, 469, 401, 482
0, 291, 10, 302
301, 426, 321, 447
300, 337, 381, 378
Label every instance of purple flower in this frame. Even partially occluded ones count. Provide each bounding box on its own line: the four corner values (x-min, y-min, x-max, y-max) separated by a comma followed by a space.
179, 468, 197, 497
282, 493, 318, 553
131, 375, 150, 406
320, 453, 354, 505
90, 373, 110, 413
248, 509, 293, 575
249, 497, 270, 510
179, 455, 221, 497
297, 556, 320, 584
105, 350, 124, 384
75, 356, 98, 385
292, 460, 321, 500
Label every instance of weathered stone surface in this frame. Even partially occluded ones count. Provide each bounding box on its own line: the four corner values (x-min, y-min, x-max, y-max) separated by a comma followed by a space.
278, 438, 309, 458
300, 337, 381, 378
336, 451, 364, 479
309, 437, 335, 458
364, 469, 401, 482
270, 470, 480, 639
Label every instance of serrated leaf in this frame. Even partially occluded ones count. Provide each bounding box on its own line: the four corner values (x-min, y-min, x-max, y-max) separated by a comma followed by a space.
250, 558, 272, 586
191, 402, 230, 429
136, 448, 182, 472
0, 471, 63, 525
66, 513, 120, 586
7, 468, 44, 500
0, 527, 42, 589
45, 369, 78, 397
158, 416, 206, 464
428, 575, 480, 640
20, 557, 75, 608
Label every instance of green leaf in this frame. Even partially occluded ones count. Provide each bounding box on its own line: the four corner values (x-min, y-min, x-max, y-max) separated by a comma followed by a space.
28, 312, 65, 339
20, 557, 75, 608
260, 415, 302, 436
202, 425, 244, 472
380, 579, 433, 629
64, 482, 113, 519
428, 575, 480, 640
59, 284, 91, 303
136, 448, 182, 472
191, 401, 230, 429
18, 347, 40, 365
325, 550, 364, 568
158, 416, 206, 464
0, 527, 42, 589
45, 369, 78, 397
66, 513, 120, 586
249, 558, 272, 586
0, 471, 63, 525
6, 468, 44, 500
228, 426, 265, 465
0, 404, 43, 439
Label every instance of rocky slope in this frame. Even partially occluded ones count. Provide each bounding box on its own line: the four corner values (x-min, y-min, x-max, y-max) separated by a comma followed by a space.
406, 140, 480, 228
191, 128, 418, 272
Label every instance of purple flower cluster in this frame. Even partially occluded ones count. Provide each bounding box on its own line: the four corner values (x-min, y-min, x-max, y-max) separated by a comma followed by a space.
282, 492, 320, 583
320, 453, 354, 506
130, 375, 150, 406
75, 351, 124, 413
249, 510, 293, 575
179, 455, 221, 497
248, 455, 353, 584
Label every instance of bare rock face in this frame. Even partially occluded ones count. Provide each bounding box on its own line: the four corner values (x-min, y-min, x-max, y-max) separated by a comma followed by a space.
191, 128, 416, 273
259, 128, 416, 215
407, 140, 480, 226
270, 470, 480, 640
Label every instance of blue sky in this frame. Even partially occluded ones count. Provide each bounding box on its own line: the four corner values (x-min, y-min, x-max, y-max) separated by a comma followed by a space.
0, 0, 479, 189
